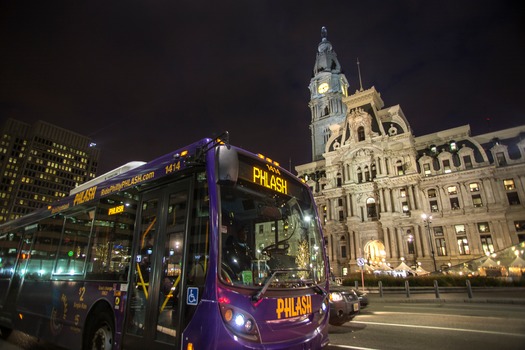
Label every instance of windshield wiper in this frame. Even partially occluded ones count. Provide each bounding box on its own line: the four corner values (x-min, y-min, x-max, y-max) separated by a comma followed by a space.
251, 268, 309, 302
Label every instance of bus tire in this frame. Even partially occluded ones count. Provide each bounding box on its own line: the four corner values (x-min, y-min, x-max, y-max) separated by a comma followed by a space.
0, 326, 12, 339
83, 306, 114, 350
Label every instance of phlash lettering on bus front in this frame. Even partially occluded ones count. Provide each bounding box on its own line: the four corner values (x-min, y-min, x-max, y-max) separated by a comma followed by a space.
275, 295, 312, 319
252, 165, 288, 195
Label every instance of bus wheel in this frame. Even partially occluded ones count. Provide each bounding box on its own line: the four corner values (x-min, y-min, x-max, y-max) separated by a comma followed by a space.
84, 310, 114, 350
0, 326, 12, 339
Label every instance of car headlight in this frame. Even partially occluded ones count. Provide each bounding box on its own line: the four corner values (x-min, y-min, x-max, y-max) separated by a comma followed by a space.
329, 292, 343, 302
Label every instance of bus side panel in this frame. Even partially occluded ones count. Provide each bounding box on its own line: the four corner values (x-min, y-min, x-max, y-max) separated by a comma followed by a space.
14, 280, 127, 349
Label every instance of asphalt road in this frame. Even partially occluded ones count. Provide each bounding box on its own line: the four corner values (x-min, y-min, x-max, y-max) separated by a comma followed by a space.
327, 300, 525, 350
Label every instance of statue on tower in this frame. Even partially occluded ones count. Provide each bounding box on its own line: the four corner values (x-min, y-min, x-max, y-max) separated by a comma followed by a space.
314, 26, 341, 74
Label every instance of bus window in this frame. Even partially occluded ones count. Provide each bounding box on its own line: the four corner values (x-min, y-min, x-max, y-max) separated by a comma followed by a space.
54, 211, 93, 276
0, 229, 23, 306
24, 219, 62, 281
87, 192, 137, 280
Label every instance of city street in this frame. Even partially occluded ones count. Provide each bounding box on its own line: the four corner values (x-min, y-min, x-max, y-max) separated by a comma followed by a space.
327, 300, 525, 350
2, 299, 525, 350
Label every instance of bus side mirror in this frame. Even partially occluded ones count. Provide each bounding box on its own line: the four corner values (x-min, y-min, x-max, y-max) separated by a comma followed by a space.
216, 145, 238, 184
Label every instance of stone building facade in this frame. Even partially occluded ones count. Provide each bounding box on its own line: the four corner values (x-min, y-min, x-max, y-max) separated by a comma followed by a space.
296, 28, 525, 276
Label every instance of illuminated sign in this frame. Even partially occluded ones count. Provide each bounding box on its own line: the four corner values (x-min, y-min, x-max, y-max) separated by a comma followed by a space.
275, 295, 312, 319
108, 205, 125, 215
237, 155, 305, 198
252, 165, 288, 195
73, 186, 97, 205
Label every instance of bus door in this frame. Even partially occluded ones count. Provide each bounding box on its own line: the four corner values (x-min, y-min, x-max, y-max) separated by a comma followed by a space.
124, 179, 195, 349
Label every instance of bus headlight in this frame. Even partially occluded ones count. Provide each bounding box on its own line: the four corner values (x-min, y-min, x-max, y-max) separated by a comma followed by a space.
219, 303, 260, 342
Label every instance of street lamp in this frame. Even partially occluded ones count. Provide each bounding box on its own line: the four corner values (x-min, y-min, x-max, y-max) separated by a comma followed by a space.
421, 213, 438, 272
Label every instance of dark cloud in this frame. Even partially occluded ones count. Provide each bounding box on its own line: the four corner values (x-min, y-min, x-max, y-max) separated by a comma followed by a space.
1, 1, 524, 173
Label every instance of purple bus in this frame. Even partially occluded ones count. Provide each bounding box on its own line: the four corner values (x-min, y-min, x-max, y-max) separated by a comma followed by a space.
0, 136, 330, 350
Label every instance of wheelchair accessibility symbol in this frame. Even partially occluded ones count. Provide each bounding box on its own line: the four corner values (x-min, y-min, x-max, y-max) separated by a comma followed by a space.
187, 287, 198, 305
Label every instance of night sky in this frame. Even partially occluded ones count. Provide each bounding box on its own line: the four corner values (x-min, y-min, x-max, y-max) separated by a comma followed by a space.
1, 1, 524, 174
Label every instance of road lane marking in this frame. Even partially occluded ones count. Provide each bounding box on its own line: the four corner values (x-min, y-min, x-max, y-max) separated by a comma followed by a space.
353, 321, 525, 337
328, 345, 380, 350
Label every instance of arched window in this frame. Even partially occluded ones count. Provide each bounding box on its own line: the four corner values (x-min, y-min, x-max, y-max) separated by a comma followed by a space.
357, 126, 365, 141
364, 166, 370, 182
366, 197, 377, 218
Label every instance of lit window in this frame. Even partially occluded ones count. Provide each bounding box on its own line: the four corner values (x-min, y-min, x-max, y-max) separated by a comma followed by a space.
428, 189, 437, 198
436, 238, 447, 256
450, 141, 457, 151
480, 235, 494, 255
454, 224, 466, 235
433, 226, 444, 236
447, 186, 457, 195
423, 163, 431, 176
469, 183, 479, 192
429, 200, 439, 212
443, 159, 451, 173
477, 222, 490, 233
503, 179, 515, 190
400, 189, 406, 197
457, 237, 470, 255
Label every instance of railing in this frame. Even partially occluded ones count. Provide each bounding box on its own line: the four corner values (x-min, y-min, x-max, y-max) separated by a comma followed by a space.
352, 280, 525, 300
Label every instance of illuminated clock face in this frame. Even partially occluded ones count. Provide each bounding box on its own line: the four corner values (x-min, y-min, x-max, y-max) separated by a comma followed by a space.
318, 83, 329, 94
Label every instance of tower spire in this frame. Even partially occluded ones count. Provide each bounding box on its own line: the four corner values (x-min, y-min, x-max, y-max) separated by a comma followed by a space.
357, 58, 364, 91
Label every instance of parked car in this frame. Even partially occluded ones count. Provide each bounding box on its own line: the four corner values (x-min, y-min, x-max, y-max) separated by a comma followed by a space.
355, 289, 369, 308
329, 284, 360, 326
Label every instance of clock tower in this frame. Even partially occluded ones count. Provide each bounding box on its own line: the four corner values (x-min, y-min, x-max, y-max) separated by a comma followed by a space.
309, 26, 349, 161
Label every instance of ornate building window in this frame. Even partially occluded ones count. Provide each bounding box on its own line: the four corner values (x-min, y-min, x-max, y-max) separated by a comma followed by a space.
357, 126, 365, 141
340, 236, 347, 258
463, 155, 473, 169
357, 167, 363, 183
433, 226, 444, 236
503, 179, 515, 190
428, 189, 437, 198
477, 222, 490, 233
429, 200, 439, 212
366, 197, 377, 218
400, 188, 406, 197
457, 237, 470, 255
455, 224, 466, 235
442, 159, 452, 173
364, 166, 370, 181
447, 186, 457, 195
450, 197, 460, 209
402, 201, 410, 214
496, 152, 507, 166
480, 235, 494, 255
450, 141, 458, 151
472, 194, 483, 207
469, 183, 480, 192
396, 160, 404, 175
507, 192, 521, 205
423, 163, 431, 176
436, 238, 447, 256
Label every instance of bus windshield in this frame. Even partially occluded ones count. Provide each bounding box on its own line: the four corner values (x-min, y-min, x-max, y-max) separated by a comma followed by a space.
219, 176, 325, 289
